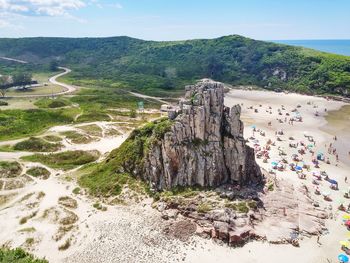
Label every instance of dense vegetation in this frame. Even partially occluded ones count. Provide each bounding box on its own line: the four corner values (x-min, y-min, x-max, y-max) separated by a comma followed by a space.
0, 247, 48, 263
79, 118, 172, 196
0, 35, 349, 96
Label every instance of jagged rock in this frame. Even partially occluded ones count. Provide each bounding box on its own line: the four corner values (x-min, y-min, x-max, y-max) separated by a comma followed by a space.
143, 79, 261, 190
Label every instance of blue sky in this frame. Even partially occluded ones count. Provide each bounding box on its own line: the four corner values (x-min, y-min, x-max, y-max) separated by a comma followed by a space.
0, 0, 349, 40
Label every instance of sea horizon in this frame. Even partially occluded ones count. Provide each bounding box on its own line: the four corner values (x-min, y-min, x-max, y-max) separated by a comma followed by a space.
272, 39, 350, 56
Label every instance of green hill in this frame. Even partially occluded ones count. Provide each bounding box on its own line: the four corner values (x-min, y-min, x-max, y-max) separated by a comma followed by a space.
0, 35, 349, 96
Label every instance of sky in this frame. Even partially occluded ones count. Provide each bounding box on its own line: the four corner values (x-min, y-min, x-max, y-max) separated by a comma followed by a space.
0, 0, 349, 40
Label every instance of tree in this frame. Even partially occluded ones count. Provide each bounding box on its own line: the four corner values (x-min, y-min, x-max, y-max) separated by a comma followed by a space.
0, 75, 9, 97
12, 72, 33, 89
50, 60, 59, 71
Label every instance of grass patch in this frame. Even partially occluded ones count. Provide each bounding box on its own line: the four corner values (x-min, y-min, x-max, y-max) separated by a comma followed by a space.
34, 98, 72, 108
21, 150, 99, 170
92, 202, 107, 211
43, 135, 63, 142
58, 196, 78, 209
19, 211, 38, 225
76, 111, 111, 122
0, 100, 8, 106
0, 144, 14, 152
0, 108, 76, 141
58, 239, 71, 251
78, 124, 102, 137
26, 166, 50, 179
25, 237, 35, 246
225, 201, 250, 214
14, 137, 63, 152
18, 227, 36, 233
72, 187, 81, 194
0, 161, 22, 178
197, 202, 213, 213
0, 247, 48, 263
60, 131, 95, 144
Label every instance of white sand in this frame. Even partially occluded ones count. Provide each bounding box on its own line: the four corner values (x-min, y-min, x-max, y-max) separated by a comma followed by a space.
1, 89, 350, 263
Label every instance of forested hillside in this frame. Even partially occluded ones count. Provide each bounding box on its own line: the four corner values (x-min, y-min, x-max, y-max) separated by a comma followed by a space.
0, 35, 349, 96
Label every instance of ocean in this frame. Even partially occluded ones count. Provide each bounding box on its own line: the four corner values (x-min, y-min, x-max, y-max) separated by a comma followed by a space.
272, 40, 350, 56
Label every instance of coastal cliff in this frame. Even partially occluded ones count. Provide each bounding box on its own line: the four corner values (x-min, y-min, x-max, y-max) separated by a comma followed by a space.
143, 79, 262, 190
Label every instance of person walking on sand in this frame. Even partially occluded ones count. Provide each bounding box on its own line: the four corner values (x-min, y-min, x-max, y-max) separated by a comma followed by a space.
317, 234, 321, 245
345, 176, 347, 183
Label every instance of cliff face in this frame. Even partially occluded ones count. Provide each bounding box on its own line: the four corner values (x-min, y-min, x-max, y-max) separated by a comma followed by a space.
143, 80, 261, 190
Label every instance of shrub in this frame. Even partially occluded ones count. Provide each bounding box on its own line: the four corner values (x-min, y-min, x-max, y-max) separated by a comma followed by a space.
26, 166, 50, 179
14, 137, 62, 152
21, 150, 99, 170
0, 247, 48, 263
0, 161, 22, 178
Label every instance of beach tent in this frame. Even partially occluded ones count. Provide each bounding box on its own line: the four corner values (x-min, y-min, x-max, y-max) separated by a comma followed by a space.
340, 241, 350, 248
338, 254, 349, 263
295, 166, 303, 171
329, 179, 338, 185
322, 191, 330, 197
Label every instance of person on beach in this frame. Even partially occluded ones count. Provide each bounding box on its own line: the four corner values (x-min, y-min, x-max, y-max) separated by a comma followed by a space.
345, 177, 347, 183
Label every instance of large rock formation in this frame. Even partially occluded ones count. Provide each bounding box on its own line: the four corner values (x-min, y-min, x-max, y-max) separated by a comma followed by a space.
143, 79, 261, 190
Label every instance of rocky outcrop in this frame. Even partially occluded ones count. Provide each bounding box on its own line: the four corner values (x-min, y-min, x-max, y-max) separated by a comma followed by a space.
143, 79, 261, 190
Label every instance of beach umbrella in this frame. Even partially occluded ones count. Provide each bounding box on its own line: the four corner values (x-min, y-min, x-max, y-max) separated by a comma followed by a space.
271, 161, 278, 167
340, 241, 350, 248
251, 125, 256, 129
343, 214, 350, 220
295, 166, 303, 171
345, 221, 350, 227
307, 144, 314, 148
338, 254, 349, 263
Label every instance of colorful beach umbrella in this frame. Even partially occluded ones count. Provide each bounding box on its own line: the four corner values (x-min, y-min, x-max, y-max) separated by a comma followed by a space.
338, 254, 349, 263
271, 161, 278, 166
343, 215, 350, 220
345, 220, 350, 227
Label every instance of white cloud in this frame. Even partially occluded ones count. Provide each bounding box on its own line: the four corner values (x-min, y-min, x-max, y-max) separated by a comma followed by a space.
0, 0, 86, 17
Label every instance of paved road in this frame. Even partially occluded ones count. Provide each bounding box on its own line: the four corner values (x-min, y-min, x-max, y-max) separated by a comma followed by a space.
4, 61, 170, 103
128, 91, 170, 105
5, 67, 77, 98
0, 56, 28, 64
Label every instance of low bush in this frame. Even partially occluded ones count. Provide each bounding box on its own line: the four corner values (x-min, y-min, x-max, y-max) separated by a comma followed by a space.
14, 137, 62, 152
26, 166, 50, 179
0, 161, 22, 178
0, 247, 48, 263
22, 150, 99, 170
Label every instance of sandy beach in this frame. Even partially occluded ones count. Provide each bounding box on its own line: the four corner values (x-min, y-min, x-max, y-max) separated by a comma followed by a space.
1, 89, 350, 263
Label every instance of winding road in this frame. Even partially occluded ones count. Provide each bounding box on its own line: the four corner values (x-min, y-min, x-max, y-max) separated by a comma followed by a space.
2, 56, 169, 103
5, 67, 77, 98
